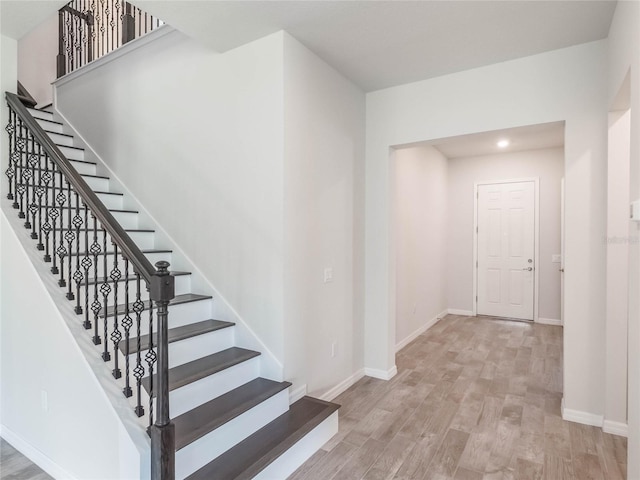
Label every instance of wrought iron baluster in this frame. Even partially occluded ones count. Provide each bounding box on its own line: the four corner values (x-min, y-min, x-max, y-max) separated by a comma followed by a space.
41, 156, 53, 262
82, 204, 91, 328
16, 118, 27, 219
133, 273, 145, 416
34, 143, 45, 249
122, 258, 133, 397
101, 227, 111, 361
5, 109, 16, 202
55, 175, 68, 286
65, 181, 75, 299
49, 167, 60, 273
72, 192, 84, 309
110, 242, 122, 379
24, 133, 37, 232
91, 215, 102, 344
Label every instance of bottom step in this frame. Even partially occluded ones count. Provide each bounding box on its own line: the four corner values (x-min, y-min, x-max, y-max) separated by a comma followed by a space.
186, 396, 340, 480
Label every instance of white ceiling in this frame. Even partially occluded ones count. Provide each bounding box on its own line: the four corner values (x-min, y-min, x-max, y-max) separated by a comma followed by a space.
1, 1, 617, 92
134, 0, 617, 92
400, 121, 566, 159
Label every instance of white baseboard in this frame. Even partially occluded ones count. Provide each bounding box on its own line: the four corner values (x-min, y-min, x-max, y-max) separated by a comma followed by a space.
364, 365, 398, 381
395, 309, 447, 352
603, 420, 628, 437
537, 317, 562, 326
561, 398, 604, 427
319, 369, 365, 402
289, 384, 308, 404
0, 424, 78, 480
447, 309, 474, 316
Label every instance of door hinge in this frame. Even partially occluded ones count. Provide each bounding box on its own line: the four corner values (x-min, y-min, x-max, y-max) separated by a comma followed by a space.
476, 226, 478, 233
476, 295, 478, 301
476, 261, 478, 267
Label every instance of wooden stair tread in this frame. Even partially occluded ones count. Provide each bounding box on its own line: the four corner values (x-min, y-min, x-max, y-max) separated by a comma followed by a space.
118, 318, 234, 355
99, 293, 211, 318
142, 347, 261, 395
174, 378, 291, 451
186, 396, 340, 480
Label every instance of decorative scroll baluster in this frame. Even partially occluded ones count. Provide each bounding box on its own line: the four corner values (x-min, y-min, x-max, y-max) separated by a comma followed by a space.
101, 227, 111, 361
82, 204, 91, 328
65, 181, 75, 300
122, 258, 133, 397
49, 168, 60, 273
27, 136, 39, 236
16, 119, 27, 219
56, 176, 67, 285
72, 192, 83, 308
110, 242, 122, 379
34, 144, 45, 249
133, 273, 145, 417
91, 215, 102, 344
5, 110, 16, 202
42, 157, 53, 262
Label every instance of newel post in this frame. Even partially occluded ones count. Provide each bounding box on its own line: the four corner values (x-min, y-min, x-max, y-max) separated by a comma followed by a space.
56, 10, 66, 78
149, 261, 175, 480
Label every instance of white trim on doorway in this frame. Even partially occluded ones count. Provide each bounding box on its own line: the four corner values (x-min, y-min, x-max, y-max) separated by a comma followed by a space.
472, 177, 540, 321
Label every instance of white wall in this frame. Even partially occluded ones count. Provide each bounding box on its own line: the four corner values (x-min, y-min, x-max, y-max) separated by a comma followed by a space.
282, 33, 366, 397
55, 29, 287, 366
607, 0, 640, 476
365, 41, 608, 417
447, 148, 564, 321
393, 145, 448, 348
1, 211, 148, 479
17, 12, 57, 107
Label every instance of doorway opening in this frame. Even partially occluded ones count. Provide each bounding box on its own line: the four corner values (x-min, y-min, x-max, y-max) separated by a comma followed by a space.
392, 121, 565, 350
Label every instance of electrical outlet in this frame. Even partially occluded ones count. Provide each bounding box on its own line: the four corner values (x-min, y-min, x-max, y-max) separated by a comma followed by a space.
324, 267, 334, 283
41, 390, 48, 412
331, 341, 337, 358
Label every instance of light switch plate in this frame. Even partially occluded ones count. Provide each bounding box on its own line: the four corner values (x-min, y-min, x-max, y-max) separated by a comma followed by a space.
552, 254, 562, 263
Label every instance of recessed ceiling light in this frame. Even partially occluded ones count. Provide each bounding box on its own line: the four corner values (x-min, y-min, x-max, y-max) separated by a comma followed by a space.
497, 139, 510, 148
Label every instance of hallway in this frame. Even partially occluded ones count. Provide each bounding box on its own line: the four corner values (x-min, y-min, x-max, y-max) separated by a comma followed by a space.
290, 315, 627, 480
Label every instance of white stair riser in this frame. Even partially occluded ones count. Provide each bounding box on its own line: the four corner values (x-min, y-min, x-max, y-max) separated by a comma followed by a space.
253, 412, 339, 480
69, 160, 97, 176
176, 390, 290, 480
78, 274, 191, 307
27, 108, 54, 121
109, 211, 138, 229
169, 356, 260, 418
35, 118, 63, 133
96, 194, 123, 209
81, 175, 108, 190
47, 132, 74, 147
117, 327, 234, 379
58, 145, 84, 161
136, 299, 213, 336
69, 230, 154, 253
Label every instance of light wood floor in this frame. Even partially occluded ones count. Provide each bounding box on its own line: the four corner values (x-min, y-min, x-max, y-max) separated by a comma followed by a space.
290, 314, 627, 480
0, 439, 52, 480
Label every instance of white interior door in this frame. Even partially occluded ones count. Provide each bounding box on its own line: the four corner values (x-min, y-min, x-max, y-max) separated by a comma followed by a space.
477, 181, 535, 320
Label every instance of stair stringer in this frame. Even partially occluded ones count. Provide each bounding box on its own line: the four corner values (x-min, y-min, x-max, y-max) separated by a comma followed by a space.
50, 101, 284, 383
0, 207, 151, 480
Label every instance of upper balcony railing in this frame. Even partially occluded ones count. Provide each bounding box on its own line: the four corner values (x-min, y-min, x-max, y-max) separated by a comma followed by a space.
57, 0, 163, 78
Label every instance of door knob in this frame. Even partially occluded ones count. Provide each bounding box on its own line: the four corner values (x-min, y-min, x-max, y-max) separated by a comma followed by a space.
523, 267, 533, 271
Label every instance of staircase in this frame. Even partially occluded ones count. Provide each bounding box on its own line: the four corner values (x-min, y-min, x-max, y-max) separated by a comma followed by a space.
3, 94, 339, 479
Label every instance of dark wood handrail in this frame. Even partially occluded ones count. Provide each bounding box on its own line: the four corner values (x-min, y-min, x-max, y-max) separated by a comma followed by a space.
5, 92, 156, 284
